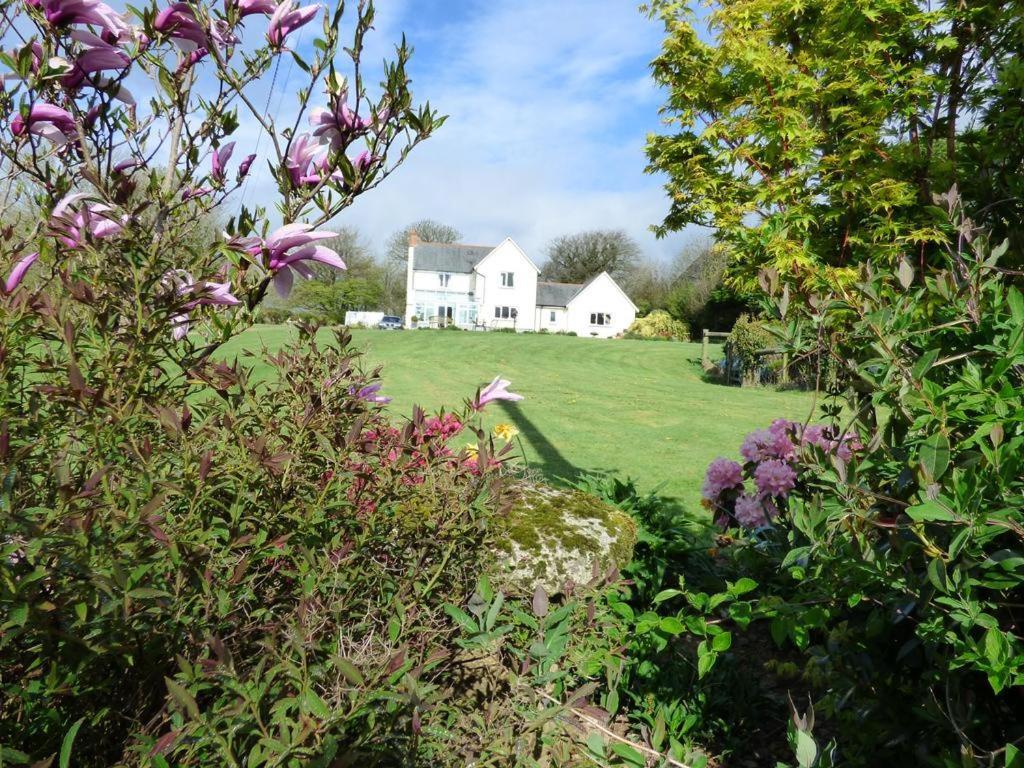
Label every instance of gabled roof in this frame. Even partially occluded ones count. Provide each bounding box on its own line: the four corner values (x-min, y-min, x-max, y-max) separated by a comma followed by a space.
413, 242, 494, 273
536, 281, 583, 307
567, 271, 638, 311
473, 237, 541, 274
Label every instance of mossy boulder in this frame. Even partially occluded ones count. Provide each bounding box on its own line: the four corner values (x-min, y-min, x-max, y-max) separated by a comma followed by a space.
492, 482, 637, 595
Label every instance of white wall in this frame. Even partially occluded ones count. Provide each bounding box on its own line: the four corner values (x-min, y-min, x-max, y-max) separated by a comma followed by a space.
412, 270, 473, 294
535, 305, 567, 332
565, 273, 636, 338
475, 239, 539, 331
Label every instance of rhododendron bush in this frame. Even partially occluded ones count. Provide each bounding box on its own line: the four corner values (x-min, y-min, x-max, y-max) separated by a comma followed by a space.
691, 194, 1024, 763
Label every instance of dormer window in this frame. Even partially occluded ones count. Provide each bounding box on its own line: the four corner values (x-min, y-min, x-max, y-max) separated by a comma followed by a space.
439, 273, 450, 287
500, 272, 514, 287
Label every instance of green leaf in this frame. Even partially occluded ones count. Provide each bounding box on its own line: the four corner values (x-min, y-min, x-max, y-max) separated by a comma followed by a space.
585, 731, 605, 758
336, 658, 364, 686
60, 718, 85, 768
711, 630, 732, 652
443, 604, 478, 633
906, 500, 956, 523
918, 433, 950, 480
610, 742, 645, 766
164, 677, 200, 720
794, 729, 818, 768
926, 559, 948, 593
729, 577, 758, 596
652, 588, 683, 604
697, 648, 717, 678
658, 616, 685, 635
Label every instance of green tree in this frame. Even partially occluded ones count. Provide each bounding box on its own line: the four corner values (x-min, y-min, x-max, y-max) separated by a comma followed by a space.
645, 0, 1023, 287
541, 229, 641, 283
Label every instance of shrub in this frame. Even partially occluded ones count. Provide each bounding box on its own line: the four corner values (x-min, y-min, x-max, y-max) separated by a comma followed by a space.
625, 309, 688, 341
696, 193, 1024, 762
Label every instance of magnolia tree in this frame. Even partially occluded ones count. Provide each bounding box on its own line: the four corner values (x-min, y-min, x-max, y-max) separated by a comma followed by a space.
0, 0, 441, 360
0, 0, 541, 762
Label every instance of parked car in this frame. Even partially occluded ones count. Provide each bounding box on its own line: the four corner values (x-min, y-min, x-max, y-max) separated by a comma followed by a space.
377, 315, 404, 330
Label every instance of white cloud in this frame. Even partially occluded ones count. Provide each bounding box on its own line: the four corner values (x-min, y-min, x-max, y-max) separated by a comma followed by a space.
322, 0, 705, 263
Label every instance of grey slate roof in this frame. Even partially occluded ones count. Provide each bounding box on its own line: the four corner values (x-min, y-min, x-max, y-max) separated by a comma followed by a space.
413, 243, 494, 273
536, 281, 583, 307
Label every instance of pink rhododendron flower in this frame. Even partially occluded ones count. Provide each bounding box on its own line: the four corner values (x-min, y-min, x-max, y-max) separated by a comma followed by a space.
471, 377, 524, 411
267, 0, 319, 48
3, 252, 39, 294
754, 459, 797, 498
702, 457, 743, 499
734, 493, 768, 529
741, 423, 795, 463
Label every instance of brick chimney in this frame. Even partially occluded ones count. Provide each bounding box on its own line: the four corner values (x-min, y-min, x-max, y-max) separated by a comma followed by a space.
408, 229, 420, 247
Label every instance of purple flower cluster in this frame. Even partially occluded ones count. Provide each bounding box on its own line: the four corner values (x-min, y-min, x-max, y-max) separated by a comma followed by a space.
702, 418, 861, 530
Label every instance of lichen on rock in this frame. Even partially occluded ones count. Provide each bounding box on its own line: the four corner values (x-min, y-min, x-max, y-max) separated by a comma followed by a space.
492, 481, 637, 595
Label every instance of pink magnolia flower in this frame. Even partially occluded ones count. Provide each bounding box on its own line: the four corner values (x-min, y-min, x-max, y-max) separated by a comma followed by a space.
471, 377, 524, 411
702, 457, 743, 500
164, 271, 240, 340
242, 223, 344, 297
49, 193, 124, 247
11, 103, 79, 146
267, 0, 319, 48
34, 0, 131, 39
734, 493, 769, 529
237, 152, 256, 180
228, 0, 277, 16
211, 141, 235, 183
3, 253, 39, 295
285, 133, 326, 187
309, 93, 371, 150
754, 459, 797, 498
155, 3, 210, 51
65, 29, 130, 84
353, 149, 377, 174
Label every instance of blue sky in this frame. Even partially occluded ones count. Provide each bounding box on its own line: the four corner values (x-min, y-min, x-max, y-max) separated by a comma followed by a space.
298, 0, 704, 262
4, 0, 706, 263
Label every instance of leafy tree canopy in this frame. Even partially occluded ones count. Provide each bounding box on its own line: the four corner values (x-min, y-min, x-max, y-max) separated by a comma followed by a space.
645, 0, 1024, 288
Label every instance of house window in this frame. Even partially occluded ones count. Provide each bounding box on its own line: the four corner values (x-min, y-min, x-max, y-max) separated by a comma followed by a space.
590, 312, 611, 326
500, 272, 514, 287
494, 306, 517, 320
439, 273, 450, 287
549, 310, 556, 322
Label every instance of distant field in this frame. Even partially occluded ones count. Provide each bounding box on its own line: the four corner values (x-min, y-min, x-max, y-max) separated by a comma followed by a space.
218, 326, 820, 516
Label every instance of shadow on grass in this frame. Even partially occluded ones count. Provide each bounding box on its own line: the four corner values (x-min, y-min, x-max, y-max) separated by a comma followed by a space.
494, 401, 619, 486
494, 401, 699, 525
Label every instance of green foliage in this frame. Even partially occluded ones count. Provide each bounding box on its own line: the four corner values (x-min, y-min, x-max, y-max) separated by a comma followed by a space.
721, 196, 1024, 762
725, 313, 773, 369
645, 0, 1024, 286
624, 309, 689, 341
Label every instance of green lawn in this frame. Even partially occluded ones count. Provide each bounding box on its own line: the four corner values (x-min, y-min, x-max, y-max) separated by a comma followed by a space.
218, 326, 819, 515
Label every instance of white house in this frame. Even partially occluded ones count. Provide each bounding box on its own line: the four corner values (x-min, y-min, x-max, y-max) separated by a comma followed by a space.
404, 234, 637, 338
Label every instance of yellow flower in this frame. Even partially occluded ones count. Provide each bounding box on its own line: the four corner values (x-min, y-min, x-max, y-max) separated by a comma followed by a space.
464, 442, 479, 459
492, 423, 519, 442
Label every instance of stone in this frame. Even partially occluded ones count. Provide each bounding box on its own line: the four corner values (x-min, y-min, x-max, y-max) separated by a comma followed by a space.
492, 482, 637, 595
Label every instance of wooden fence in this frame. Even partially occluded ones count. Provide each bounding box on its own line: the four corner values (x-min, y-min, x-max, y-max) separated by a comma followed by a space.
702, 329, 791, 387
